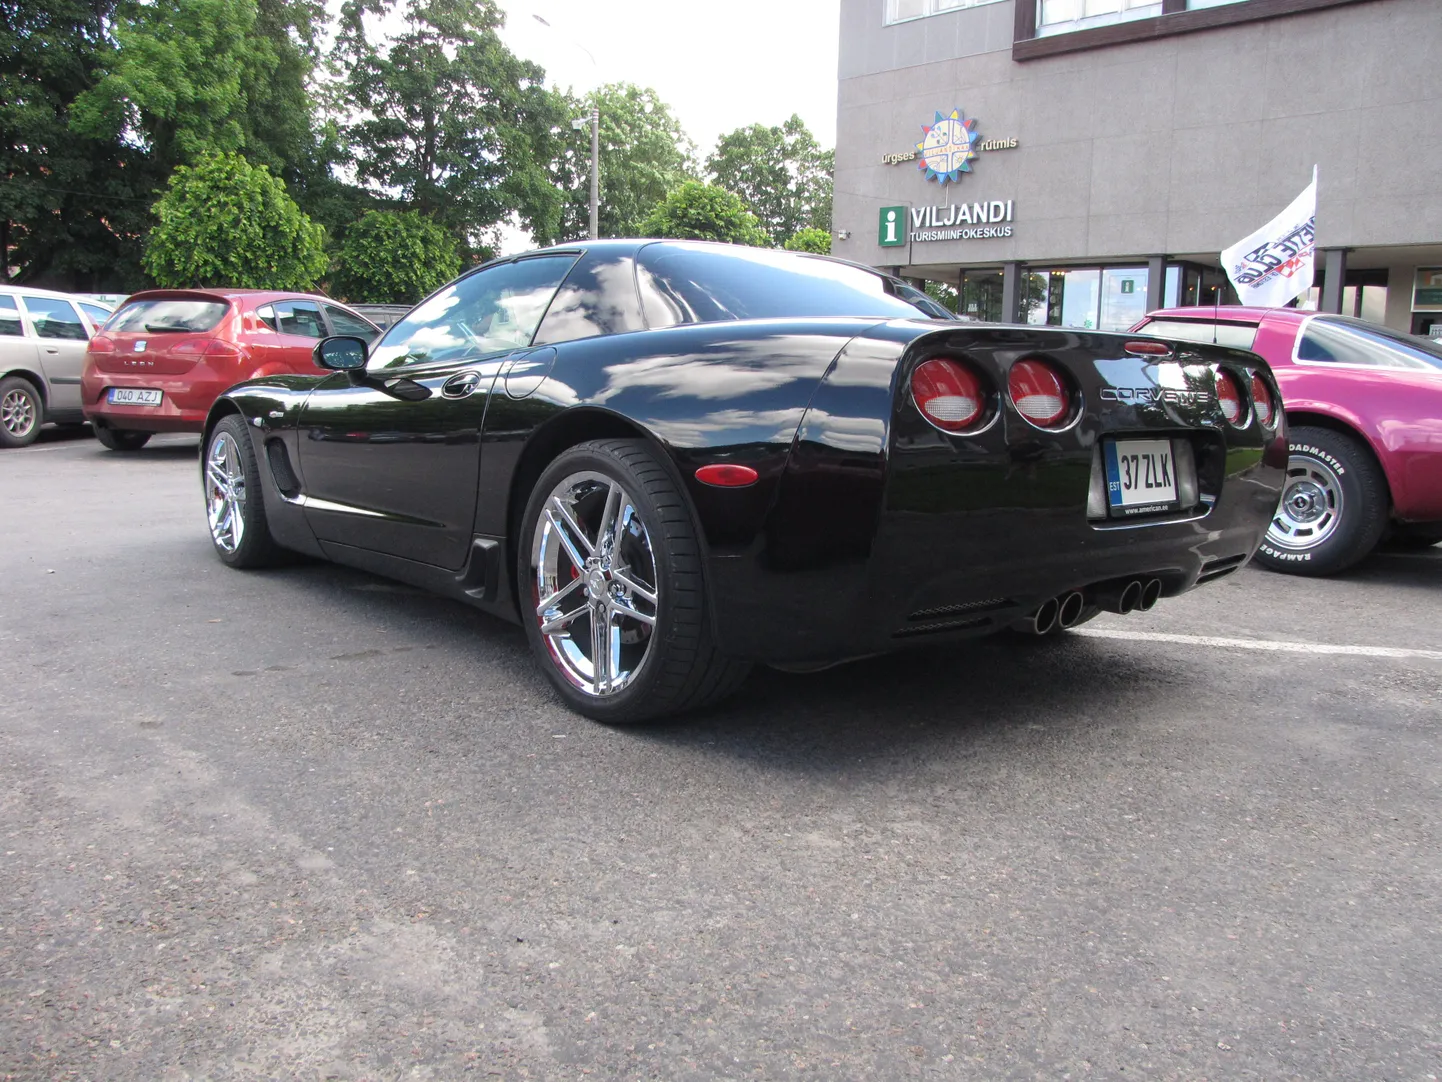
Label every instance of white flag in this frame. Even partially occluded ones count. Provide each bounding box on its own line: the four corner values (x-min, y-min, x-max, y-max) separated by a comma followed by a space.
1221, 167, 1318, 309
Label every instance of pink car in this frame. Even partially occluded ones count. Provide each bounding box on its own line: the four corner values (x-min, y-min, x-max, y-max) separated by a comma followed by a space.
1132, 307, 1442, 575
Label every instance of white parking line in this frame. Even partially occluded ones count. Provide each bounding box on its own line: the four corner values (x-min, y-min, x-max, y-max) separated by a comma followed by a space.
1076, 627, 1442, 662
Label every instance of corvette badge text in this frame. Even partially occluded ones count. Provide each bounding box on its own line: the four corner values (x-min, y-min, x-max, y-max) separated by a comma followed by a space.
1100, 387, 1213, 406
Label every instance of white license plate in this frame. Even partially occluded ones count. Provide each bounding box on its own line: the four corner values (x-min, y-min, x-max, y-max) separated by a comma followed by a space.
1105, 439, 1177, 515
108, 388, 163, 406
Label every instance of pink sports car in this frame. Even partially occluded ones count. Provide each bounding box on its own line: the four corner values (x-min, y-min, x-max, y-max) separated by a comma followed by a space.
1133, 307, 1442, 575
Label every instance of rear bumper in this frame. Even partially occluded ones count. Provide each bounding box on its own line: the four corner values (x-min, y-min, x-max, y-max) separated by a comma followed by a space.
81, 367, 227, 432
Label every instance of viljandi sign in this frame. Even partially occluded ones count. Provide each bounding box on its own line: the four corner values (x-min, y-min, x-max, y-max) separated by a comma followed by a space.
879, 201, 1017, 246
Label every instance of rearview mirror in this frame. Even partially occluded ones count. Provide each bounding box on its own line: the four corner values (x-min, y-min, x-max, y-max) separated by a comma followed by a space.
314, 335, 369, 371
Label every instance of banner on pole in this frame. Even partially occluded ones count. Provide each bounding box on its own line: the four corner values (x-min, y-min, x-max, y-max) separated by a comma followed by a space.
1221, 167, 1318, 308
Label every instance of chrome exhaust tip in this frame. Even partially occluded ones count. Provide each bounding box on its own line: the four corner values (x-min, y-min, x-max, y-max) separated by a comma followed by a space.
1027, 596, 1060, 635
1137, 578, 1163, 611
1119, 579, 1143, 615
1056, 590, 1085, 629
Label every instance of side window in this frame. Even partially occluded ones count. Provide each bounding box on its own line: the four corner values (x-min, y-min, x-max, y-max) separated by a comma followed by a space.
274, 300, 326, 338
79, 302, 112, 329
324, 304, 381, 343
255, 304, 278, 331
369, 254, 579, 371
0, 294, 23, 337
1298, 318, 1440, 370
532, 250, 646, 346
21, 296, 87, 340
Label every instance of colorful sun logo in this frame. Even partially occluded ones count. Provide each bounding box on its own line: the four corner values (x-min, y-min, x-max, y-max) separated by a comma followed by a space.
916, 109, 979, 185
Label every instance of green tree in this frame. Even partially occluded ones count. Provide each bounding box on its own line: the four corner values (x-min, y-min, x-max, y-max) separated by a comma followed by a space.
143, 152, 328, 288
550, 83, 695, 241
640, 181, 767, 247
330, 210, 461, 303
333, 0, 566, 257
1, 0, 160, 287
706, 114, 833, 247
783, 227, 831, 255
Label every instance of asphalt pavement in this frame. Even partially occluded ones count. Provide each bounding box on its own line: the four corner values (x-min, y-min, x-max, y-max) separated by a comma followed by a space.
3, 428, 1440, 1081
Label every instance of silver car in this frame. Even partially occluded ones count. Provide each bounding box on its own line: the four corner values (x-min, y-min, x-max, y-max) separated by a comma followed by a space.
0, 286, 114, 447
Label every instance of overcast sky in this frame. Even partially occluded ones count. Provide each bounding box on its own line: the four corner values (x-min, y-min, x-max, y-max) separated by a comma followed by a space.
497, 0, 841, 156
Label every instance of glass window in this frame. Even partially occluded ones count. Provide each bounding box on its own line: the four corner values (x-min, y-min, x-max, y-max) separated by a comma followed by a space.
256, 304, 277, 331
1298, 317, 1442, 371
323, 304, 381, 343
20, 296, 87, 340
369, 254, 579, 372
886, 0, 1002, 21
0, 294, 23, 337
1039, 0, 1161, 34
1139, 319, 1258, 349
533, 251, 647, 346
110, 298, 229, 333
958, 268, 1003, 322
79, 302, 112, 329
1058, 268, 1101, 329
637, 243, 947, 326
1099, 268, 1149, 332
273, 300, 326, 339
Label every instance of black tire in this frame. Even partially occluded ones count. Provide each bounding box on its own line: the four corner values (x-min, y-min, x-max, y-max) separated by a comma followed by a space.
1254, 424, 1389, 576
93, 424, 152, 451
203, 415, 282, 569
0, 375, 43, 448
1385, 524, 1442, 550
518, 438, 750, 723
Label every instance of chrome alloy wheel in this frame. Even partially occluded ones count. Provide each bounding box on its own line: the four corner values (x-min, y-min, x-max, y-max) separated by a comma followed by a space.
206, 431, 247, 554
1, 387, 36, 439
531, 471, 659, 697
1268, 453, 1344, 552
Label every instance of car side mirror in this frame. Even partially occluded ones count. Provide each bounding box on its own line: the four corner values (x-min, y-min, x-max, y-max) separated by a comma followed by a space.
315, 335, 369, 371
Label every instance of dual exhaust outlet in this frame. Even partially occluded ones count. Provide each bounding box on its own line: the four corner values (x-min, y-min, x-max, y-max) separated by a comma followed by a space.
1022, 577, 1163, 635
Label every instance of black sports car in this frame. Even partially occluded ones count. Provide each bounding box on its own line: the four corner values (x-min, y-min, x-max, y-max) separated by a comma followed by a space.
201, 241, 1286, 722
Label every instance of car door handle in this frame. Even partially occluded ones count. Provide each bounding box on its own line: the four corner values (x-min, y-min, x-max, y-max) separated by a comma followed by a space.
45, 347, 59, 354
441, 371, 483, 399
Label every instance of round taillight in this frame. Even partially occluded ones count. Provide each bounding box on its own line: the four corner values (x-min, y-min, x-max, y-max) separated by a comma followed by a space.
1251, 373, 1274, 427
1008, 358, 1071, 428
1216, 369, 1245, 426
911, 358, 986, 432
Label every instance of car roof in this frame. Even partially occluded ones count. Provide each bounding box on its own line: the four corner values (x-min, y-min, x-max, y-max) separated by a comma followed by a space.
0, 283, 110, 304
118, 288, 354, 306
1142, 306, 1310, 325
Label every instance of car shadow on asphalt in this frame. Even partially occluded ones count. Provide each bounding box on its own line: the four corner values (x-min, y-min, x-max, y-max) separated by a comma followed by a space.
1332, 546, 1441, 588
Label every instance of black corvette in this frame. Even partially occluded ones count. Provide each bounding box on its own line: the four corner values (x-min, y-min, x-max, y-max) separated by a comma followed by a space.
201, 241, 1286, 721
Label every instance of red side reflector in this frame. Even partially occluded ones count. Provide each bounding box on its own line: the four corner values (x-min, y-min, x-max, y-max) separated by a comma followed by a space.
910, 357, 985, 432
1216, 369, 1244, 426
1124, 340, 1172, 356
1008, 358, 1071, 427
695, 463, 759, 488
1250, 373, 1274, 427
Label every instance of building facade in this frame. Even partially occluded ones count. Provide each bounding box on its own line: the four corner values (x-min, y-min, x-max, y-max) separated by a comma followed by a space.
832, 0, 1442, 334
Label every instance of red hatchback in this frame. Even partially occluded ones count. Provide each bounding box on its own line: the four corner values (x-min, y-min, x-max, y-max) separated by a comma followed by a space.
1132, 306, 1442, 574
82, 289, 380, 450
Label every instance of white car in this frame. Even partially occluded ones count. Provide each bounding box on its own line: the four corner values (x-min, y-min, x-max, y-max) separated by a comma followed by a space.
0, 286, 114, 447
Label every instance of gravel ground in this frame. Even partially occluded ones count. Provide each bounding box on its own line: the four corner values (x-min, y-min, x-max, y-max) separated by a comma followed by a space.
2, 428, 1440, 1081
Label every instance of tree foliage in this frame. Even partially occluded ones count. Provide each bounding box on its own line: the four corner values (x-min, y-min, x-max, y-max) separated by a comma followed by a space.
706, 114, 833, 247
330, 210, 461, 304
783, 227, 831, 254
1, 0, 160, 287
640, 181, 767, 247
143, 152, 328, 289
550, 83, 695, 241
333, 0, 564, 257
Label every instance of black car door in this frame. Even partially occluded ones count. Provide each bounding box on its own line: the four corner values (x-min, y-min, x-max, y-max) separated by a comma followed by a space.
294, 253, 581, 570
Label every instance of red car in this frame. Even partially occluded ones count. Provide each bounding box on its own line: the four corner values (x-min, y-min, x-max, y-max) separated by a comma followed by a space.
82, 289, 380, 450
1133, 306, 1442, 574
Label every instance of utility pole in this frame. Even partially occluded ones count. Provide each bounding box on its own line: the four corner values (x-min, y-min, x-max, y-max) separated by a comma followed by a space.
589, 106, 600, 240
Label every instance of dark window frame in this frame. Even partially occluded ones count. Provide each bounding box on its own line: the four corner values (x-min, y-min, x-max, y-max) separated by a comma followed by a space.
1014, 0, 1373, 61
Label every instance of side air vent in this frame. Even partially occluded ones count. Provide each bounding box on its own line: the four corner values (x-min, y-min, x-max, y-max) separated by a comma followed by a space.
1196, 554, 1247, 585
906, 597, 1012, 622
265, 438, 301, 499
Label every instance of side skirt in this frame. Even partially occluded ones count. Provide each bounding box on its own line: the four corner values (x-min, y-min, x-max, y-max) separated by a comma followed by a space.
316, 535, 520, 626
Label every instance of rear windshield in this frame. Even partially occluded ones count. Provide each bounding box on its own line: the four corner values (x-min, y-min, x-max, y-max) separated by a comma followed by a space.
108, 298, 229, 334
636, 243, 952, 326
1299, 315, 1442, 371
1139, 318, 1258, 350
